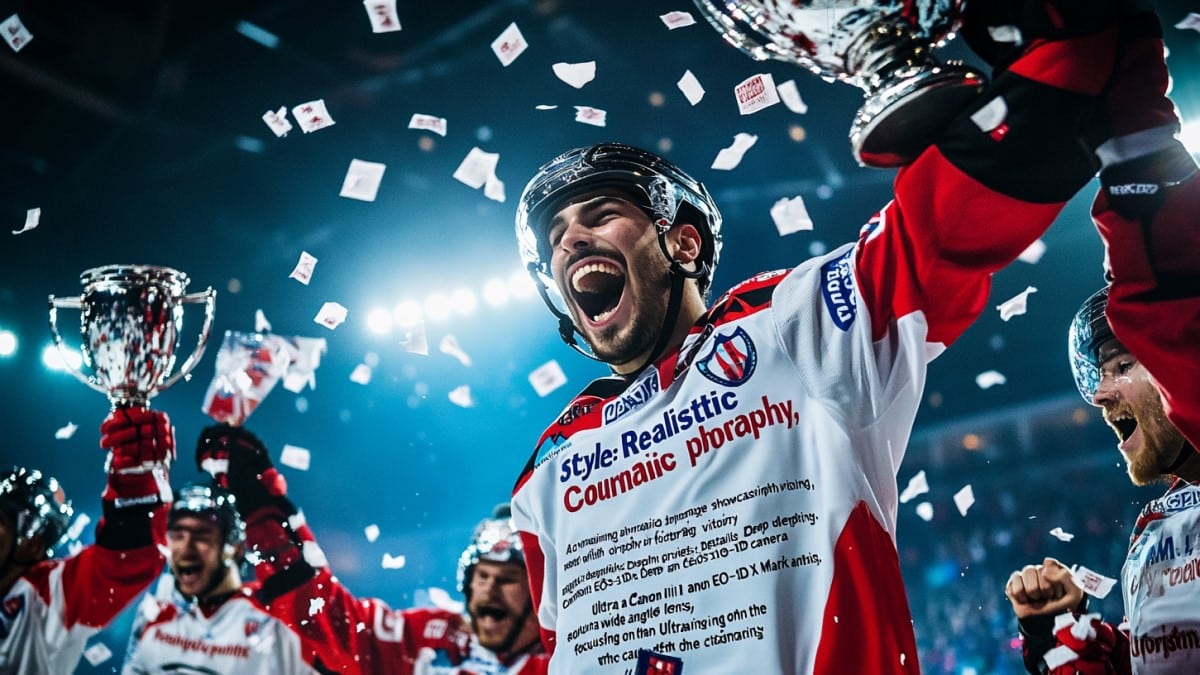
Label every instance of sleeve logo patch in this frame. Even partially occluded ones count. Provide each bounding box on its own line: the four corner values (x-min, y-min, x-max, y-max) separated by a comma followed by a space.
820, 249, 857, 331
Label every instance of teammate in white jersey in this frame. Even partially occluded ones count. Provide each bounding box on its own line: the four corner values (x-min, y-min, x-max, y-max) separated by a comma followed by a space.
0, 408, 174, 674
122, 482, 317, 674
508, 2, 1179, 672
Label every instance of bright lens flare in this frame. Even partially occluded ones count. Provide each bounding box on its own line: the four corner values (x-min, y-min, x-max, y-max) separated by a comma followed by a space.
0, 330, 16, 357
42, 344, 83, 372
366, 308, 393, 334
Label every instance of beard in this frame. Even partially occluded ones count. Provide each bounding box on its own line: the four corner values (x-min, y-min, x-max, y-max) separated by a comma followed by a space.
1120, 388, 1187, 486
576, 256, 674, 369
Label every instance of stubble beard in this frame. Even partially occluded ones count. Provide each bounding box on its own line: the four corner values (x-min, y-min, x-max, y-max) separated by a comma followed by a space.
580, 263, 672, 369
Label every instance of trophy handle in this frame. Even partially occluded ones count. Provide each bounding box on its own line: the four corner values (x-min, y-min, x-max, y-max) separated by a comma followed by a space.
159, 287, 217, 391
47, 295, 111, 397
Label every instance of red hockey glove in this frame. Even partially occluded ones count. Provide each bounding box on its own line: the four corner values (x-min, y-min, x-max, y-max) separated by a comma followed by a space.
1048, 615, 1121, 675
99, 407, 174, 507
195, 423, 288, 516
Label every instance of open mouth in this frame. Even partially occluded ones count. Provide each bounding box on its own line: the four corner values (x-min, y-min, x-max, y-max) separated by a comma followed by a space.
570, 260, 625, 323
1106, 411, 1138, 443
174, 562, 204, 586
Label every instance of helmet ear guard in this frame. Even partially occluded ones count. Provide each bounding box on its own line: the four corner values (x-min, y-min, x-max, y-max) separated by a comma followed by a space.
0, 467, 74, 559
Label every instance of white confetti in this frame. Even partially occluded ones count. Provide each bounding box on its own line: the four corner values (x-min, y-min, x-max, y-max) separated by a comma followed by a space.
953, 485, 975, 516
13, 207, 40, 235
339, 159, 387, 202
975, 370, 1007, 389
552, 61, 596, 89
453, 147, 500, 190
735, 73, 780, 115
1049, 526, 1074, 542
491, 22, 528, 67
777, 79, 808, 114
408, 113, 447, 137
262, 107, 292, 137
1043, 644, 1081, 670
82, 642, 113, 666
660, 11, 696, 30
915, 502, 934, 522
448, 385, 475, 408
364, 524, 380, 542
899, 470, 929, 504
484, 173, 506, 203
55, 422, 78, 440
1071, 565, 1118, 599
308, 597, 326, 616
535, 104, 558, 110
66, 513, 91, 541
769, 195, 814, 235
400, 322, 429, 355
350, 363, 372, 385
970, 96, 1008, 133
427, 587, 464, 613
255, 309, 272, 333
291, 99, 336, 134
289, 251, 318, 285
1176, 13, 1200, 32
997, 286, 1037, 321
677, 70, 705, 105
280, 444, 311, 471
529, 360, 567, 397
439, 335, 473, 367
1017, 238, 1046, 264
574, 106, 607, 127
711, 133, 758, 171
988, 24, 1023, 44
313, 302, 349, 330
1, 14, 33, 52
362, 0, 401, 33
382, 552, 407, 569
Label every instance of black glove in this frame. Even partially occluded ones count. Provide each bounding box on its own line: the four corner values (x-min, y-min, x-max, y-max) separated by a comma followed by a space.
195, 424, 287, 516
960, 0, 1137, 71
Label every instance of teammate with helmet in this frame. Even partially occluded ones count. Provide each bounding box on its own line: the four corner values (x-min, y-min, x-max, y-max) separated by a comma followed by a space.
123, 480, 318, 674
194, 423, 548, 674
509, 2, 1179, 672
0, 408, 174, 674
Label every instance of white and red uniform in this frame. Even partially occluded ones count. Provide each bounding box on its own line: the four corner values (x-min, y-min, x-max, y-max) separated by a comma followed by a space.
122, 575, 317, 674
511, 27, 1126, 675
0, 504, 166, 674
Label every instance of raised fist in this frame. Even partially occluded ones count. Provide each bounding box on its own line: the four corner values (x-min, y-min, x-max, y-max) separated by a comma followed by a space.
99, 407, 174, 506
195, 424, 287, 515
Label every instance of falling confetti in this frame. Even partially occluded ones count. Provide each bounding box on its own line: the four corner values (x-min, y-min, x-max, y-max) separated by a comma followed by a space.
1017, 239, 1046, 264
777, 80, 808, 114
1071, 565, 1117, 599
953, 485, 975, 516
382, 553, 407, 569
1049, 526, 1074, 542
439, 335, 472, 367
529, 360, 567, 397
899, 470, 929, 504
975, 370, 1007, 389
350, 363, 372, 385
408, 113, 447, 137
660, 11, 696, 29
314, 302, 349, 330
291, 99, 336, 134
448, 385, 475, 408
289, 251, 318, 285
734, 73, 780, 115
997, 286, 1037, 321
364, 524, 380, 542
280, 444, 312, 471
770, 196, 814, 235
82, 643, 113, 666
55, 422, 78, 440
1, 14, 33, 52
677, 70, 705, 105
362, 0, 401, 33
573, 106, 607, 127
453, 147, 500, 190
308, 597, 326, 616
262, 107, 292, 137
491, 22, 528, 66
12, 207, 40, 235
552, 61, 596, 89
711, 133, 758, 170
339, 159, 387, 202
915, 502, 934, 522
255, 309, 272, 333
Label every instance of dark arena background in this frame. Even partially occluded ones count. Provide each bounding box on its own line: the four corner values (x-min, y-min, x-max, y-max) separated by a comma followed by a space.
1, 1, 1197, 672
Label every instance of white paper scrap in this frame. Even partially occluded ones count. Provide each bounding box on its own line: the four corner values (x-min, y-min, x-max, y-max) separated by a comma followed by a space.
67, 513, 91, 541
314, 302, 349, 330
915, 502, 934, 522
339, 159, 387, 202
292, 99, 336, 134
1071, 565, 1118, 599
1, 14, 33, 52
408, 113, 447, 137
308, 597, 326, 616
349, 363, 372, 385
534, 104, 558, 110
1174, 13, 1200, 32
777, 79, 809, 114
290, 251, 318, 285
953, 485, 975, 516
448, 385, 475, 408
735, 73, 780, 115
529, 360, 567, 397
262, 107, 292, 137
988, 24, 1023, 44
1043, 645, 1080, 670
363, 0, 401, 33
13, 207, 40, 235
364, 524, 380, 542
769, 195, 814, 235
997, 286, 1037, 321
899, 470, 929, 504
553, 61, 596, 89
382, 553, 407, 569
484, 173, 506, 203
255, 309, 272, 333
574, 106, 607, 127
439, 334, 472, 367
1049, 526, 1074, 542
55, 422, 77, 440
677, 70, 705, 105
970, 96, 1008, 133
660, 11, 696, 30
400, 322, 429, 355
427, 587, 464, 613
1017, 238, 1046, 264
491, 22, 528, 67
453, 147, 500, 190
82, 643, 113, 666
711, 133, 758, 170
975, 370, 1007, 389
280, 444, 311, 471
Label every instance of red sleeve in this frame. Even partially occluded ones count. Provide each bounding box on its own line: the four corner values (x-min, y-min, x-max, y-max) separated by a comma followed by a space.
856, 29, 1120, 345
517, 530, 556, 657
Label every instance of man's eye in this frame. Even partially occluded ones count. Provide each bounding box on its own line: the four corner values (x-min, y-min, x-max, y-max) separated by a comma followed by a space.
1118, 361, 1135, 374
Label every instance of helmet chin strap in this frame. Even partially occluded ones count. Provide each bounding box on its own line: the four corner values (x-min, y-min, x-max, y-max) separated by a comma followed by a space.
1162, 439, 1198, 475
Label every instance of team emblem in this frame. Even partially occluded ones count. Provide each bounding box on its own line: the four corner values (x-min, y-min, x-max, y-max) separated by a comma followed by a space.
697, 326, 756, 386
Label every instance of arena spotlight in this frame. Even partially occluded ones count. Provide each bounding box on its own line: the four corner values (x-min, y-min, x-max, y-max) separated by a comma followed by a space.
0, 329, 16, 357
394, 300, 423, 327
1180, 119, 1200, 156
424, 292, 452, 321
366, 307, 393, 335
42, 343, 83, 372
482, 279, 510, 307
508, 270, 537, 299
449, 288, 478, 315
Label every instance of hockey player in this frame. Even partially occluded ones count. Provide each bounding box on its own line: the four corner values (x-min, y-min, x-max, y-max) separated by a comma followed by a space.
508, 1, 1171, 672
0, 408, 173, 673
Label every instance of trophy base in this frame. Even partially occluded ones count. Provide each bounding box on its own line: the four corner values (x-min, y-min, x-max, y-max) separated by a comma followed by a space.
851, 65, 987, 168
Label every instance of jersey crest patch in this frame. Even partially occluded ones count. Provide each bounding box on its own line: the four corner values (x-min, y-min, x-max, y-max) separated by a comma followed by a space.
697, 326, 756, 386
0, 595, 25, 639
820, 248, 857, 331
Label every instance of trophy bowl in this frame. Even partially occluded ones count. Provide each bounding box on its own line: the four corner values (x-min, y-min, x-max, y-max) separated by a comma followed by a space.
693, 0, 986, 167
49, 265, 216, 409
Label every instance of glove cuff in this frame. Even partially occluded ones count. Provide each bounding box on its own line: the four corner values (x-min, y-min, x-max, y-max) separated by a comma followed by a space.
104, 465, 172, 508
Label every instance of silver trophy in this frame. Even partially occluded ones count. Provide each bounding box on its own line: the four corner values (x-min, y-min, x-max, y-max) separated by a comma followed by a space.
49, 265, 216, 409
694, 0, 985, 167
